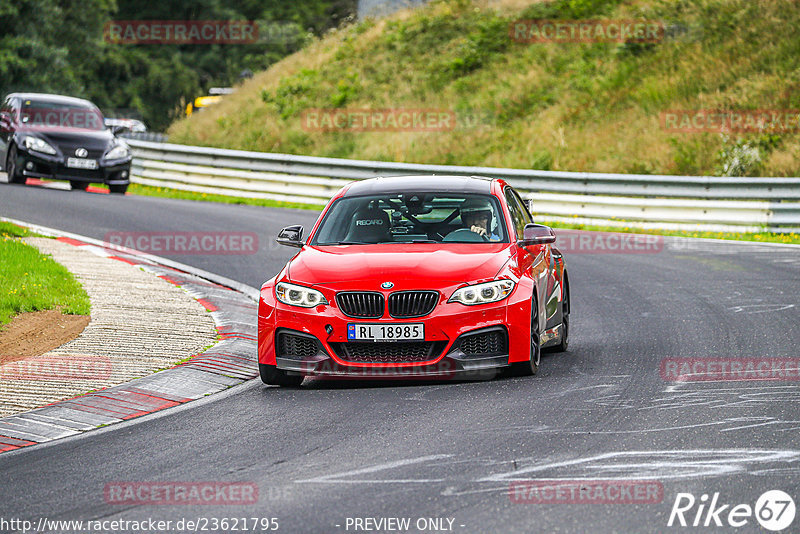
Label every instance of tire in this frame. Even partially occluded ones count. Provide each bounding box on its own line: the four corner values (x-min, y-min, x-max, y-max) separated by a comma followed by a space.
109, 184, 128, 194
5, 146, 26, 184
259, 363, 304, 387
70, 181, 89, 191
548, 276, 570, 353
507, 293, 540, 377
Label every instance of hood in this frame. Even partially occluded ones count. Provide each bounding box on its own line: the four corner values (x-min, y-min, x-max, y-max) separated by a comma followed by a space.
288, 244, 514, 289
19, 127, 115, 158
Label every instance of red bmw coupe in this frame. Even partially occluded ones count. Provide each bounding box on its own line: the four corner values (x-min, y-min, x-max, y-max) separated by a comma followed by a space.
258, 175, 570, 386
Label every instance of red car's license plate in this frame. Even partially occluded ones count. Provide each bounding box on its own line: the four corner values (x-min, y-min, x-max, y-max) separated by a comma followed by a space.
347, 323, 424, 342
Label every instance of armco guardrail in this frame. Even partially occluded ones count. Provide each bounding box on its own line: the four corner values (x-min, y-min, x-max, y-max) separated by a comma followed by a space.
120, 131, 169, 143
127, 139, 800, 233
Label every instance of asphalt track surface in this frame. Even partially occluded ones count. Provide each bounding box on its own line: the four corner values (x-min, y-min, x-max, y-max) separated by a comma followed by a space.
1, 183, 799, 533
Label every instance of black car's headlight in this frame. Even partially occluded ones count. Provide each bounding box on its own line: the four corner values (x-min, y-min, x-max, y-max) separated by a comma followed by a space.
275, 282, 328, 308
23, 136, 57, 156
105, 142, 130, 160
449, 280, 515, 305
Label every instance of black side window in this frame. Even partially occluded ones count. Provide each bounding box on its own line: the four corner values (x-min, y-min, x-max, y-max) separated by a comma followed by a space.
4, 98, 18, 122
504, 187, 530, 239
511, 189, 532, 224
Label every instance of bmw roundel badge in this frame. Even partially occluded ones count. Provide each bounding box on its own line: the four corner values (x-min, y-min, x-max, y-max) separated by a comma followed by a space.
381, 282, 394, 289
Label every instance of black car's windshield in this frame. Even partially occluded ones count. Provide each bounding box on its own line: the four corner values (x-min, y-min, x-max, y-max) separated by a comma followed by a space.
312, 192, 509, 245
20, 99, 105, 131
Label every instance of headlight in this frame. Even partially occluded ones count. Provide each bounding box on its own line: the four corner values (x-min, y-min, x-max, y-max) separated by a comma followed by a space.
23, 136, 57, 155
275, 282, 328, 308
105, 143, 130, 160
448, 280, 515, 305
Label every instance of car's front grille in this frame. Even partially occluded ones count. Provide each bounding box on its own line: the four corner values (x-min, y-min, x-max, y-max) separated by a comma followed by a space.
276, 332, 319, 359
336, 292, 384, 318
331, 341, 446, 363
458, 329, 508, 355
388, 291, 439, 318
55, 165, 105, 179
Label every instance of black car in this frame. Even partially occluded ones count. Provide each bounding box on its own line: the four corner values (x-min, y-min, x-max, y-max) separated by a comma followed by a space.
0, 93, 132, 193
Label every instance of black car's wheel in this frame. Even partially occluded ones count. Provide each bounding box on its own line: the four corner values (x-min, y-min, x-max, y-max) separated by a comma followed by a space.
70, 181, 89, 191
5, 146, 26, 184
109, 184, 128, 194
259, 363, 304, 387
548, 277, 570, 353
508, 293, 540, 377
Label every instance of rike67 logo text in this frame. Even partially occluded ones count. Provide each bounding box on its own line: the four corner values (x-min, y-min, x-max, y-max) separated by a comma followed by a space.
668, 490, 795, 531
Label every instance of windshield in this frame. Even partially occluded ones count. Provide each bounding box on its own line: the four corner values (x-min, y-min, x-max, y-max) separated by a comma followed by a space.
20, 99, 105, 131
312, 192, 508, 245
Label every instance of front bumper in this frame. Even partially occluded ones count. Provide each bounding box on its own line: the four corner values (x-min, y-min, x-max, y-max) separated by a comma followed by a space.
274, 326, 511, 379
16, 148, 131, 185
258, 280, 534, 377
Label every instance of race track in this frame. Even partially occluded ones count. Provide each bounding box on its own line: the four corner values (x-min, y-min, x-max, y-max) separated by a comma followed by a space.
1, 183, 799, 533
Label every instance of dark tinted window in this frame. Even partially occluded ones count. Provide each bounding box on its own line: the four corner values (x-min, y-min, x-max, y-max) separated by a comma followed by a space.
0, 97, 14, 122
504, 187, 531, 239
312, 193, 508, 245
19, 99, 104, 130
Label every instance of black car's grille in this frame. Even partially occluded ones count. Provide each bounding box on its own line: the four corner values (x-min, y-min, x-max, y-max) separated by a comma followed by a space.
336, 292, 384, 318
55, 165, 105, 179
276, 332, 319, 359
388, 291, 439, 318
331, 341, 446, 363
458, 329, 508, 356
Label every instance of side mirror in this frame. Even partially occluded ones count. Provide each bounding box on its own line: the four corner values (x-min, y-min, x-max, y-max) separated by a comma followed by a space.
517, 223, 556, 247
277, 225, 304, 248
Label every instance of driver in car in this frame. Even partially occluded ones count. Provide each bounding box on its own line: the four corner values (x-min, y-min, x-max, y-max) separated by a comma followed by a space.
460, 199, 500, 241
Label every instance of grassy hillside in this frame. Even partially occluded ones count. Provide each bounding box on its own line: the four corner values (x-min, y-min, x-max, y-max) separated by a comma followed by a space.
168, 0, 800, 177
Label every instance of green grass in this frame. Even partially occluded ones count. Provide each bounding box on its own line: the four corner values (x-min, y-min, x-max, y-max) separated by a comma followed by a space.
127, 183, 325, 211
167, 0, 800, 177
0, 223, 91, 326
0, 221, 43, 238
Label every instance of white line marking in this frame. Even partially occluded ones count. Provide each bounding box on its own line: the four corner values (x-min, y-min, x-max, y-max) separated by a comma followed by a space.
295, 454, 453, 484
477, 449, 800, 482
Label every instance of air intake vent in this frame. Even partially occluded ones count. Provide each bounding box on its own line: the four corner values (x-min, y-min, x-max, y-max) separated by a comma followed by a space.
276, 332, 320, 359
458, 329, 508, 356
331, 341, 447, 363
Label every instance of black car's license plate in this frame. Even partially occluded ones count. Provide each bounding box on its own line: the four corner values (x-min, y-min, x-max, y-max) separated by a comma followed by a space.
66, 157, 98, 169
